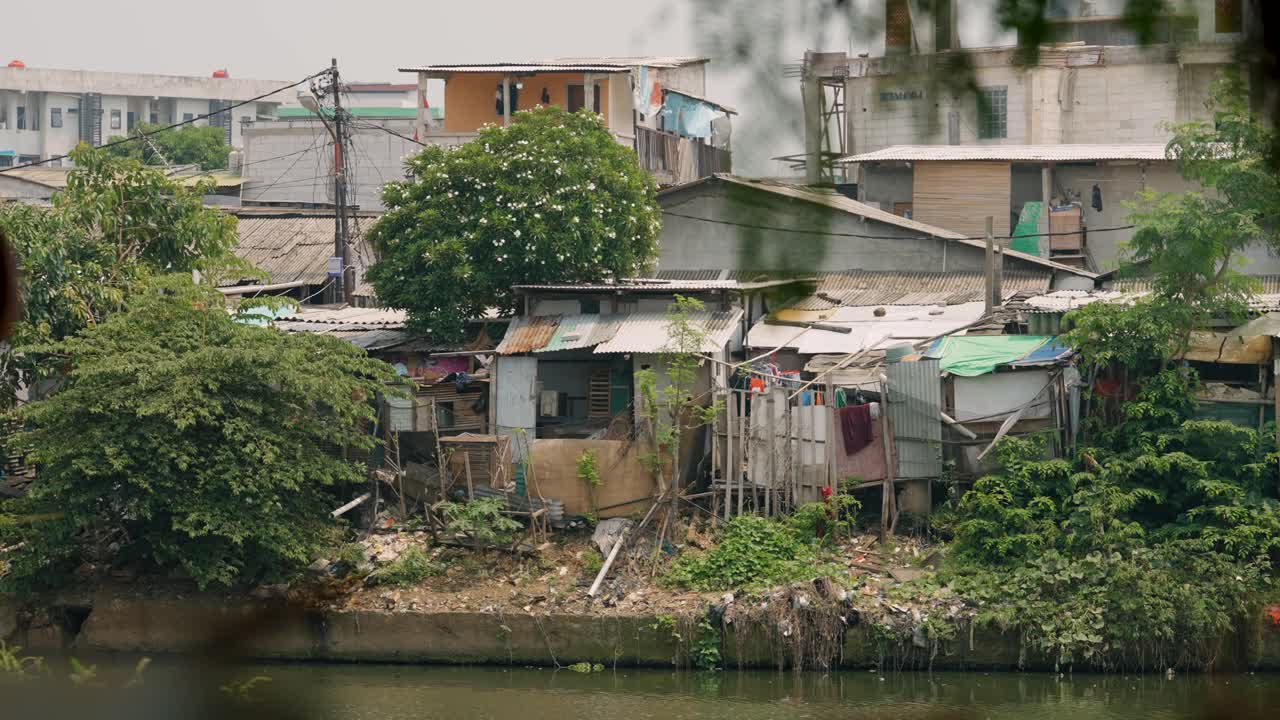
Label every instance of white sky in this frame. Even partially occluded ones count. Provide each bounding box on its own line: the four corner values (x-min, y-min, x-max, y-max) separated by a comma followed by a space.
2, 0, 1009, 175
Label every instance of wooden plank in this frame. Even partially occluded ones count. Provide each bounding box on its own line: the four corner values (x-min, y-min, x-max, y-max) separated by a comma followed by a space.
725, 389, 735, 520
332, 493, 370, 518
913, 161, 1012, 239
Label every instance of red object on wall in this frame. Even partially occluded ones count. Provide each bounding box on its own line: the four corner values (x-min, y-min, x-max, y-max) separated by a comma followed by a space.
211, 68, 230, 78
7, 60, 26, 68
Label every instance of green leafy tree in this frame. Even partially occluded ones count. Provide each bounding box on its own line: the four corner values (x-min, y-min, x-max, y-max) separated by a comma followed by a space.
0, 145, 245, 399
106, 123, 232, 171
1120, 74, 1276, 328
367, 106, 661, 340
0, 277, 399, 589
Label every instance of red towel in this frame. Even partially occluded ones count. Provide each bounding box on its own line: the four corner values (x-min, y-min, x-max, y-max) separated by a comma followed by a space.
839, 404, 874, 455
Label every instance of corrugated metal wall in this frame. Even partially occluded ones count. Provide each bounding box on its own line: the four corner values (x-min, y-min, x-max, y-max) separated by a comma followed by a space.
886, 358, 942, 479
913, 161, 1011, 239
495, 356, 538, 461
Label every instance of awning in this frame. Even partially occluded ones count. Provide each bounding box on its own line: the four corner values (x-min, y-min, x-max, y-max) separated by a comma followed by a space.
927, 335, 1055, 377
496, 310, 742, 355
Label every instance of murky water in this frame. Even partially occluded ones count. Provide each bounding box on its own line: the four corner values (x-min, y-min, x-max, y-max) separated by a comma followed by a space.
71, 661, 1275, 720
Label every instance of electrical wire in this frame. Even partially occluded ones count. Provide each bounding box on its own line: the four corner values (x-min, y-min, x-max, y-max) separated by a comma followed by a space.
243, 131, 329, 201
348, 118, 430, 148
660, 209, 1136, 243
0, 70, 329, 174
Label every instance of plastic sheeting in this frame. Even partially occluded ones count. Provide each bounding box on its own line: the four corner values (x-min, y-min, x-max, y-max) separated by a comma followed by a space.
928, 335, 1053, 377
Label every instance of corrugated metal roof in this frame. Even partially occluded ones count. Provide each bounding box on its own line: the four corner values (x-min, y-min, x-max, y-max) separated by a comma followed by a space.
539, 314, 622, 353
594, 310, 742, 354
1112, 275, 1280, 294
279, 306, 408, 329
661, 175, 1097, 278
839, 144, 1171, 164
787, 270, 1051, 310
746, 302, 986, 355
495, 315, 562, 354
225, 211, 377, 296
496, 310, 742, 355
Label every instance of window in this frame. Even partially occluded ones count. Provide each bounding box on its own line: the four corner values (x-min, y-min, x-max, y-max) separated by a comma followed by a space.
579, 298, 601, 314
494, 84, 519, 116
18, 155, 39, 165
1216, 0, 1242, 34
16, 106, 25, 130
182, 112, 194, 122
934, 0, 953, 51
0, 157, 12, 168
435, 401, 455, 429
127, 111, 136, 131
149, 111, 159, 125
50, 107, 62, 128
567, 83, 602, 114
978, 86, 1008, 139
110, 109, 122, 130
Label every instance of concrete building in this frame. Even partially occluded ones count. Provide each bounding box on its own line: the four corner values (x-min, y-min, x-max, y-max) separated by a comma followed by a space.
655, 174, 1096, 289
796, 0, 1258, 272
0, 62, 298, 166
401, 56, 734, 186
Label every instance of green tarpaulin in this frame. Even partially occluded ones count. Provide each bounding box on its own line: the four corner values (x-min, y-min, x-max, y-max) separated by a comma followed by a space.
1010, 201, 1042, 256
929, 335, 1054, 377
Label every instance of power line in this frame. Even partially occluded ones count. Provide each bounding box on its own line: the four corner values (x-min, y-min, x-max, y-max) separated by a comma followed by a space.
659, 209, 1136, 243
347, 118, 430, 148
242, 132, 330, 201
0, 70, 329, 174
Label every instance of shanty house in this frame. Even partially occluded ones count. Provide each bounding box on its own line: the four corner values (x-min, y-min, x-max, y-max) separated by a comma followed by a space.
217, 207, 378, 306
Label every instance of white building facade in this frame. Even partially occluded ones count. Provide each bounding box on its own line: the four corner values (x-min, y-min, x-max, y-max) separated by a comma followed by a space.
0, 64, 298, 167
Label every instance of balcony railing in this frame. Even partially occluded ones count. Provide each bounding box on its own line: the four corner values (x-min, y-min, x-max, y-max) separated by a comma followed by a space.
635, 126, 731, 186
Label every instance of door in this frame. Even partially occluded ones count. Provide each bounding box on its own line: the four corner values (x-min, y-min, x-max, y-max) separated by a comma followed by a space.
495, 356, 538, 461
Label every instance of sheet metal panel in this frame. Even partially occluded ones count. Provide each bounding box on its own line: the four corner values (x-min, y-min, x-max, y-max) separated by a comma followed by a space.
593, 310, 742, 354
495, 315, 561, 354
886, 358, 943, 479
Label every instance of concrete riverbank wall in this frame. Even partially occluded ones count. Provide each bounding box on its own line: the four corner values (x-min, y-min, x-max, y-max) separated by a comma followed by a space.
4, 592, 1280, 671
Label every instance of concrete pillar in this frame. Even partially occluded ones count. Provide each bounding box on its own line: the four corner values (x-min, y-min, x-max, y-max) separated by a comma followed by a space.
415, 72, 431, 139
502, 76, 511, 127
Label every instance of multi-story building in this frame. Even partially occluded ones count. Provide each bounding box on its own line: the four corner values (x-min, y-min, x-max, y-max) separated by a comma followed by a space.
801, 0, 1265, 272
400, 56, 734, 186
0, 62, 297, 167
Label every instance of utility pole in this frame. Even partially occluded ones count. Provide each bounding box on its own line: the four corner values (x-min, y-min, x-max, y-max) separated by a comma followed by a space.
330, 58, 354, 306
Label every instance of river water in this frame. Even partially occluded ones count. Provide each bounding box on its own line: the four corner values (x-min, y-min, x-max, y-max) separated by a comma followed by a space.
146, 663, 1279, 719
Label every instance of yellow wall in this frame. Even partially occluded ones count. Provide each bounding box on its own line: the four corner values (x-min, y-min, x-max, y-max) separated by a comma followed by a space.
442, 72, 617, 132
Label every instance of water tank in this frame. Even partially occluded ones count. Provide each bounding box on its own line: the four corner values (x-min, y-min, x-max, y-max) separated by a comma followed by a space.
211, 69, 229, 79
7, 60, 26, 69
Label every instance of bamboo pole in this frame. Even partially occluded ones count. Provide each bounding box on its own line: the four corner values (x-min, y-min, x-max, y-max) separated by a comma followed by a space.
766, 390, 777, 517
879, 380, 896, 538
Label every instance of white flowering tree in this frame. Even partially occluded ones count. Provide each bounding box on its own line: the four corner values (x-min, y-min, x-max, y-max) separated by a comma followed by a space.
367, 107, 662, 340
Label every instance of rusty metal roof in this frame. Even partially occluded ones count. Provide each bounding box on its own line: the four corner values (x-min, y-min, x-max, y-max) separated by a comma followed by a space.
496, 310, 742, 355
594, 310, 742, 354
840, 144, 1171, 164
225, 210, 377, 296
495, 315, 563, 354
786, 270, 1052, 311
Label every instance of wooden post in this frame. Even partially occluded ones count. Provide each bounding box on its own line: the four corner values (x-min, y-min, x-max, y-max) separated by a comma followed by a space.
880, 381, 896, 538
826, 382, 837, 495
725, 390, 735, 520
984, 216, 996, 315
766, 390, 777, 517
463, 451, 475, 501
797, 399, 808, 505
739, 391, 747, 516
